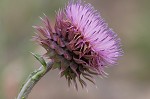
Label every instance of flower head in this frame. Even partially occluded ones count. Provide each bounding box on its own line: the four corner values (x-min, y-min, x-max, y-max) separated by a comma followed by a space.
33, 0, 123, 89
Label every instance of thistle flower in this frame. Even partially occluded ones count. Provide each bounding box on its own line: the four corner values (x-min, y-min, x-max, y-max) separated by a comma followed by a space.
33, 0, 122, 89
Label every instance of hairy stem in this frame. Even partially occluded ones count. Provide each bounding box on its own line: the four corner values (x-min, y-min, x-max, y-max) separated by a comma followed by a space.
16, 60, 54, 99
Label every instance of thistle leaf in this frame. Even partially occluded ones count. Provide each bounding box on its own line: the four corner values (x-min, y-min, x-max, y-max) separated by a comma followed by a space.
31, 52, 47, 68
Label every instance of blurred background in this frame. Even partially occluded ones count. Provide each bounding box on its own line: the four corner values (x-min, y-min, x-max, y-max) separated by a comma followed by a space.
0, 0, 150, 99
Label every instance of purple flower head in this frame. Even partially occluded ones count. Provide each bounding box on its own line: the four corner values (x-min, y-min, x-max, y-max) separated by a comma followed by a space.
33, 0, 123, 89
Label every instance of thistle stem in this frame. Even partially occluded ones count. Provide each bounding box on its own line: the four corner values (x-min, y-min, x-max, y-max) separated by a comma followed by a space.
16, 60, 54, 99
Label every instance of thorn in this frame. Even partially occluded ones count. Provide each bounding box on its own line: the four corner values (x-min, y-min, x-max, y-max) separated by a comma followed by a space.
95, 85, 98, 89
93, 78, 96, 83
32, 26, 38, 29
43, 13, 46, 17
58, 71, 62, 76
39, 16, 44, 21
104, 75, 108, 78
85, 87, 89, 93
98, 75, 103, 79
57, 77, 61, 80
103, 71, 109, 76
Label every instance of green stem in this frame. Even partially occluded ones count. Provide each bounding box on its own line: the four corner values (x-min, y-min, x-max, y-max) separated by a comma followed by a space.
16, 60, 54, 99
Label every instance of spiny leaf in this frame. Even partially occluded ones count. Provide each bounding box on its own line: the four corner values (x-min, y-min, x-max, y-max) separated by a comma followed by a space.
31, 52, 47, 68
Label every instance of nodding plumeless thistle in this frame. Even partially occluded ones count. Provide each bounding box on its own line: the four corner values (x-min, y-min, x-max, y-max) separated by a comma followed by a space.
33, 0, 123, 89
